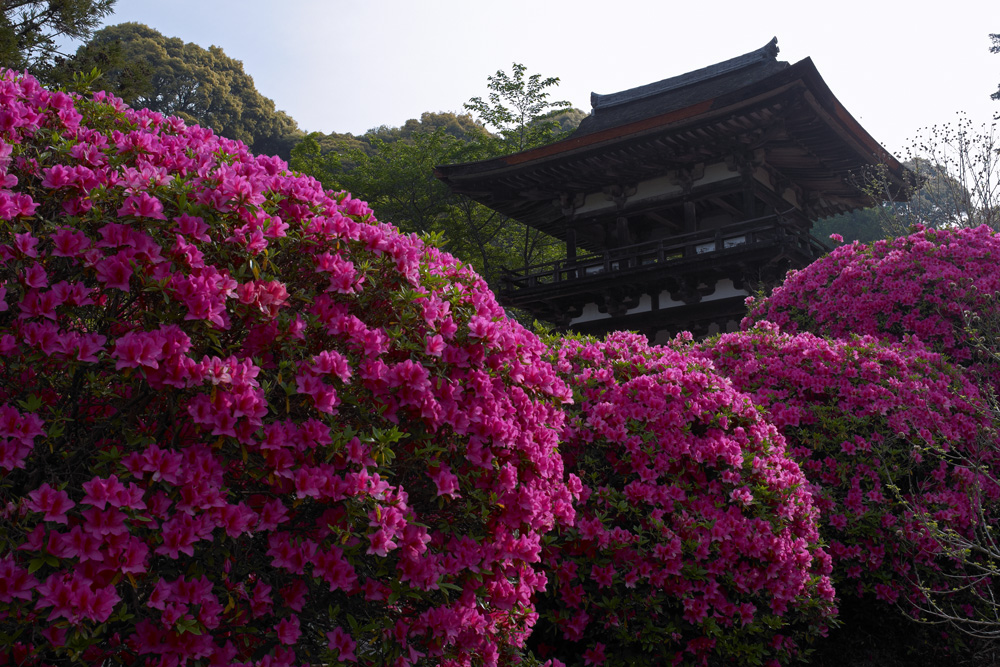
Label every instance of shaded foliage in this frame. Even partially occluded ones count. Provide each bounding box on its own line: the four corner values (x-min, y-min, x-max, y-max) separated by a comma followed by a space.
811, 208, 886, 245
533, 332, 834, 667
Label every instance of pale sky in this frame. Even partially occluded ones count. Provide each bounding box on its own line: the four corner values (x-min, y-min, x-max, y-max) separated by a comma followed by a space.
98, 0, 997, 158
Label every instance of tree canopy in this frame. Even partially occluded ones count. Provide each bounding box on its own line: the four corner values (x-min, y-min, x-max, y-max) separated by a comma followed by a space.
61, 22, 302, 158
291, 65, 586, 293
0, 0, 115, 77
464, 62, 572, 153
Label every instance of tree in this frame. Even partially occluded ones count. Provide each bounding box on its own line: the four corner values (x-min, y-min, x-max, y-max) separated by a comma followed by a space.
851, 116, 1000, 238
290, 127, 527, 287
0, 69, 575, 665
61, 23, 302, 159
464, 62, 572, 153
334, 130, 465, 238
369, 111, 483, 145
991, 33, 999, 110
811, 207, 887, 245
0, 0, 115, 78
292, 77, 586, 296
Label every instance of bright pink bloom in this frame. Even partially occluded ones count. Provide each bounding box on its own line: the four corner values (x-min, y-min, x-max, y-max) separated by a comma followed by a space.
428, 462, 461, 499
95, 252, 133, 291
50, 227, 91, 257
366, 528, 397, 557
0, 70, 575, 667
117, 192, 167, 219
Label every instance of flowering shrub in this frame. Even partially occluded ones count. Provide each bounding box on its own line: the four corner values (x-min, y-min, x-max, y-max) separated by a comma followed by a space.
0, 71, 577, 666
532, 332, 834, 667
745, 225, 1000, 389
700, 324, 999, 610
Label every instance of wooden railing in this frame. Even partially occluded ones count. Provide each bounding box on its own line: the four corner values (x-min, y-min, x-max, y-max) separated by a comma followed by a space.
500, 214, 826, 295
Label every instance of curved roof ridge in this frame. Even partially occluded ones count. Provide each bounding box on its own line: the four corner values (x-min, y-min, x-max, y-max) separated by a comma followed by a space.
590, 37, 780, 110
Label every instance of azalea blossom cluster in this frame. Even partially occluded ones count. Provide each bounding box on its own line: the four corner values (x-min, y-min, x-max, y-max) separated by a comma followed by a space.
532, 333, 835, 667
0, 70, 576, 666
747, 225, 1000, 390
701, 324, 1000, 609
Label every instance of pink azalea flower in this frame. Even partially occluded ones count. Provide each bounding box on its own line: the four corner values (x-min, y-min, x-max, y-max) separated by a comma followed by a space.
275, 616, 300, 645
590, 563, 615, 588
326, 627, 357, 662
0, 555, 39, 603
23, 262, 47, 288
582, 642, 606, 666
26, 483, 74, 523
94, 252, 133, 291
117, 192, 167, 219
13, 231, 39, 257
41, 163, 73, 188
366, 528, 397, 557
81, 474, 125, 509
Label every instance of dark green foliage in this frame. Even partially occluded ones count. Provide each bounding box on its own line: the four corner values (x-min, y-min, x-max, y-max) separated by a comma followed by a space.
464, 62, 572, 152
291, 65, 586, 296
812, 208, 887, 245
540, 107, 588, 136
368, 111, 483, 144
0, 0, 115, 78
59, 22, 303, 159
809, 596, 991, 667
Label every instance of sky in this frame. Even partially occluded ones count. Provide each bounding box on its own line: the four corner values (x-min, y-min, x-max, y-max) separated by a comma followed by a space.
97, 0, 998, 158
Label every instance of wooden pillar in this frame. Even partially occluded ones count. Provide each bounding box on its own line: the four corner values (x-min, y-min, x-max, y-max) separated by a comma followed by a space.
683, 202, 697, 258
742, 170, 756, 219
616, 216, 630, 247
566, 227, 577, 261
684, 201, 697, 233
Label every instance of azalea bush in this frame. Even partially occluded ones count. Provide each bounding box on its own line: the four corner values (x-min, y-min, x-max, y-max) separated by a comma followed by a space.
0, 70, 577, 666
700, 324, 999, 613
745, 225, 1000, 390
531, 332, 835, 667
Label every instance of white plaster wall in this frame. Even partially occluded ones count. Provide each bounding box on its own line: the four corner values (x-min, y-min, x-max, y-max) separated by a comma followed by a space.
626, 293, 652, 315
702, 279, 747, 303
568, 302, 613, 325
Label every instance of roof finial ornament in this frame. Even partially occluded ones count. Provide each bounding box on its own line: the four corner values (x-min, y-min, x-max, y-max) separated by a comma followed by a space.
766, 36, 779, 59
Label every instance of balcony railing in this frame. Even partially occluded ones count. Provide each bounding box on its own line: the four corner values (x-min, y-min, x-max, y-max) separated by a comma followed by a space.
500, 214, 826, 296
